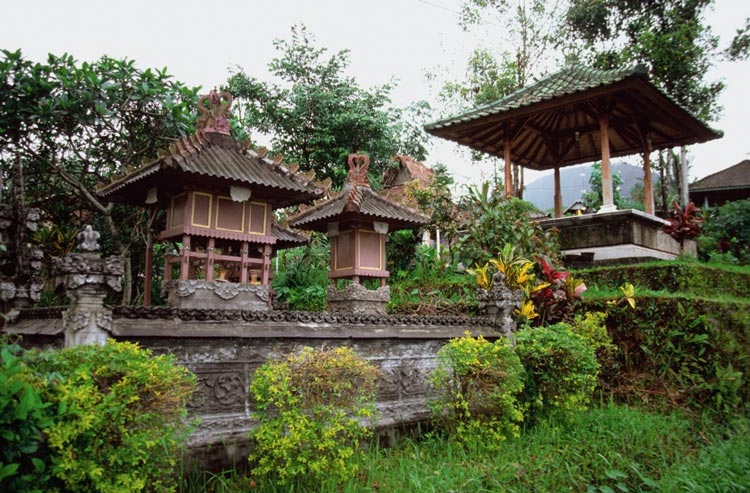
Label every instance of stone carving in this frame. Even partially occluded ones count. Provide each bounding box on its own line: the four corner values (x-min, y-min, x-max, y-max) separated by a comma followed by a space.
346, 154, 370, 186
327, 283, 390, 315
50, 228, 124, 347
196, 89, 233, 135
110, 305, 497, 328
0, 205, 44, 309
77, 225, 100, 252
476, 271, 524, 337
163, 280, 270, 310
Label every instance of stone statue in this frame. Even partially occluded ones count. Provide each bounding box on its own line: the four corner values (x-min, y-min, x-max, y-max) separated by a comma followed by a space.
78, 225, 100, 252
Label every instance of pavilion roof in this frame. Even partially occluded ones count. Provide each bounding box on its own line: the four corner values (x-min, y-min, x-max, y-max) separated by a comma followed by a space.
97, 90, 324, 209
425, 64, 722, 171
289, 154, 430, 231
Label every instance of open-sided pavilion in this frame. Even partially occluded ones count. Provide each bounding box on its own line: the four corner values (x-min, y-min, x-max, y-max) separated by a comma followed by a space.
425, 64, 721, 219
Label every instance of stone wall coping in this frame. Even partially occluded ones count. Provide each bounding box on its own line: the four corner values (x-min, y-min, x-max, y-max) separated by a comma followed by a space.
538, 208, 670, 228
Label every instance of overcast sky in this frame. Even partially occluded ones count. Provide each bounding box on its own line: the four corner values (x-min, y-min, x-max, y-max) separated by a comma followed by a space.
2, 0, 749, 191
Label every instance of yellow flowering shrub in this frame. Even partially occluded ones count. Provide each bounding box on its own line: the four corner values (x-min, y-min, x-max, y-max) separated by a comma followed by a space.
249, 346, 380, 487
429, 332, 525, 446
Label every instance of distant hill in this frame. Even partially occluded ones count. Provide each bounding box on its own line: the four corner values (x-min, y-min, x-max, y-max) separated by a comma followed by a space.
523, 162, 644, 211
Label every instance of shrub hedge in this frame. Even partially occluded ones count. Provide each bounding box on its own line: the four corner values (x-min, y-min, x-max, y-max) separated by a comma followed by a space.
576, 261, 750, 300
580, 297, 750, 417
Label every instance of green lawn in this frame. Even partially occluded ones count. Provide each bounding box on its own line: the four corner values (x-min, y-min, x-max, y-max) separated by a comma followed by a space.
180, 404, 750, 492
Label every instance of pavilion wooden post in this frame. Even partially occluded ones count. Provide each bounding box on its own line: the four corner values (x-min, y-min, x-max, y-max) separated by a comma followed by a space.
144, 235, 153, 306
179, 234, 191, 280
598, 112, 617, 213
643, 148, 655, 215
554, 165, 563, 218
504, 137, 513, 198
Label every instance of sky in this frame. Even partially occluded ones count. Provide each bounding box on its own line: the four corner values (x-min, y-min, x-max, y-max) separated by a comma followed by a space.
2, 0, 749, 193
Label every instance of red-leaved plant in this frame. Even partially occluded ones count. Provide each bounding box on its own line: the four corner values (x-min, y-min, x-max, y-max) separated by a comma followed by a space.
664, 201, 703, 249
531, 256, 587, 325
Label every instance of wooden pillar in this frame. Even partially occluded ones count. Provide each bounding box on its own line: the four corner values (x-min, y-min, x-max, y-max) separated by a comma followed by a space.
554, 165, 563, 218
643, 149, 655, 215
598, 112, 616, 213
144, 234, 153, 306
179, 234, 191, 280
504, 137, 513, 198
240, 241, 249, 284
261, 244, 272, 286
206, 238, 215, 282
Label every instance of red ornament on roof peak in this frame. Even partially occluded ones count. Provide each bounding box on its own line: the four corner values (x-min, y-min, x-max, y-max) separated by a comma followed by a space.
196, 88, 232, 135
347, 154, 370, 187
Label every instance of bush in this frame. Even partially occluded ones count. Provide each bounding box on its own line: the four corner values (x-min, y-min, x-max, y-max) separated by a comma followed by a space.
1, 340, 196, 493
272, 234, 329, 311
582, 297, 749, 418
698, 199, 750, 264
249, 346, 380, 487
0, 340, 56, 492
429, 333, 525, 445
514, 324, 599, 424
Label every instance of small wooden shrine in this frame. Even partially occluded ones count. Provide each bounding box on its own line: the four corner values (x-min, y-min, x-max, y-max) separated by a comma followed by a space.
97, 90, 323, 310
289, 154, 429, 313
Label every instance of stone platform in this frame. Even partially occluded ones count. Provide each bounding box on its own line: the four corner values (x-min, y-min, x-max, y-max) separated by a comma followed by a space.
538, 209, 696, 265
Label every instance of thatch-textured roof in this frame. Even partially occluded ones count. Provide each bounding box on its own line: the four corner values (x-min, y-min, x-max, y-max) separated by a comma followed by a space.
691, 160, 750, 192
289, 184, 430, 232
425, 64, 722, 170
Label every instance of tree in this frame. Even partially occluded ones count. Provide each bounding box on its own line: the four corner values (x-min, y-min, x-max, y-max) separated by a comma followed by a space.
581, 162, 630, 210
226, 25, 429, 189
0, 50, 199, 303
564, 0, 723, 122
436, 0, 566, 196
726, 17, 750, 60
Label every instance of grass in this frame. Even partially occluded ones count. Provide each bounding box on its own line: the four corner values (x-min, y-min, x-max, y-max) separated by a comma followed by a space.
178, 404, 750, 492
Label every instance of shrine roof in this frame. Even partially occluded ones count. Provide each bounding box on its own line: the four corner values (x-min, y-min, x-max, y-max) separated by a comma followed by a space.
289, 155, 430, 231
97, 90, 324, 208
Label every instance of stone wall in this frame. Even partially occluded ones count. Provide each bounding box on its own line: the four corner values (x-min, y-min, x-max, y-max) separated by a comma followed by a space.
7, 306, 501, 469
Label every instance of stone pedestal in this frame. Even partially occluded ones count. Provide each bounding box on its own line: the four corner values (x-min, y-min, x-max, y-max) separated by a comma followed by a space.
163, 280, 270, 311
54, 252, 123, 347
476, 272, 523, 337
327, 283, 390, 315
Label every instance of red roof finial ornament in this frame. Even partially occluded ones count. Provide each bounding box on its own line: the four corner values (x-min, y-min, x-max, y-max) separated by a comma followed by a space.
196, 88, 233, 135
347, 153, 370, 187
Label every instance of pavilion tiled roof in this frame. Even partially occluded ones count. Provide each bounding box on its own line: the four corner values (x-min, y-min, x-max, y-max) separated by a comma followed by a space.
425, 63, 722, 170
271, 223, 310, 249
289, 184, 430, 231
427, 64, 645, 129
96, 131, 322, 207
691, 160, 750, 192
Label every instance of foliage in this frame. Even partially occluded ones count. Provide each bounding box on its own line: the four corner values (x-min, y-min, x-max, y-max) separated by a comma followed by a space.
453, 188, 559, 267
564, 0, 724, 122
569, 311, 618, 373
698, 199, 750, 264
249, 346, 380, 487
0, 338, 55, 492
726, 17, 750, 61
226, 25, 428, 189
581, 162, 635, 211
429, 333, 525, 446
530, 255, 587, 324
1, 49, 199, 303
664, 200, 703, 245
272, 234, 328, 311
515, 323, 599, 424
1, 339, 196, 492
581, 295, 749, 418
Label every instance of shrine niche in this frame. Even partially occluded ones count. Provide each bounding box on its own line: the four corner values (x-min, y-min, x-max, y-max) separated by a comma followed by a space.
289, 154, 429, 314
97, 89, 324, 310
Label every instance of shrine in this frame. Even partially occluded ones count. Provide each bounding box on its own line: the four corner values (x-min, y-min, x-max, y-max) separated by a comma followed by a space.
289, 154, 429, 314
96, 90, 324, 310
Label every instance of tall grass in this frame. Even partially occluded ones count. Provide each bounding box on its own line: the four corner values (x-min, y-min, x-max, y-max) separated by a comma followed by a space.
179, 404, 750, 492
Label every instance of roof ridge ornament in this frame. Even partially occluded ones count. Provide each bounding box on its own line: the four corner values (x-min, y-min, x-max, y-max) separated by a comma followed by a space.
196, 88, 233, 135
347, 153, 370, 187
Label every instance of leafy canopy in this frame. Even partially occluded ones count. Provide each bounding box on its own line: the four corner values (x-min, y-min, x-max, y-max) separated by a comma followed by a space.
226, 25, 429, 188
